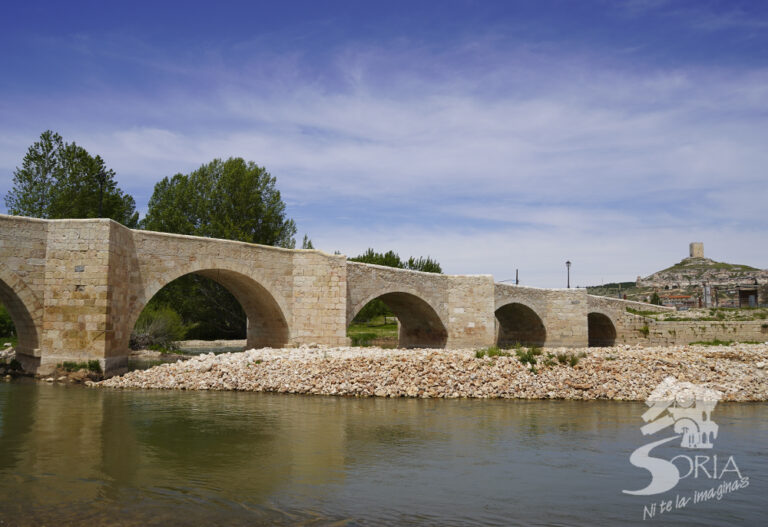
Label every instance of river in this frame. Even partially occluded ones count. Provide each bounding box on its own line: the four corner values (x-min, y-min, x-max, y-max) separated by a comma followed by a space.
0, 380, 765, 525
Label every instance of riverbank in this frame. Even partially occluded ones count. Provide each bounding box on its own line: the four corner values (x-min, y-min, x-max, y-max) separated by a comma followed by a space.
98, 343, 768, 401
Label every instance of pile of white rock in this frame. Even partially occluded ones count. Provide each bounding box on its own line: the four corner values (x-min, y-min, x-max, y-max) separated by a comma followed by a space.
0, 343, 14, 362
98, 343, 768, 401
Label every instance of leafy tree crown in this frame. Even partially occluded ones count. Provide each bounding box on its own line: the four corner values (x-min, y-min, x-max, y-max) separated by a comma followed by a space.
141, 157, 296, 248
350, 248, 442, 273
5, 130, 138, 226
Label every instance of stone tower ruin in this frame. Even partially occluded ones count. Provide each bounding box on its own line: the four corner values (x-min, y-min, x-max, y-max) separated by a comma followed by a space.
689, 242, 704, 258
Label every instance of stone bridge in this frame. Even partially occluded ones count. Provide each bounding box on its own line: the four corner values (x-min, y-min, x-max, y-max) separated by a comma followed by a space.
0, 214, 663, 375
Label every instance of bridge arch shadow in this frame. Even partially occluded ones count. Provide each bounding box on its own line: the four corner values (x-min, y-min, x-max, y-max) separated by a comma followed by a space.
349, 292, 448, 348
495, 302, 547, 347
127, 269, 289, 350
0, 278, 40, 357
587, 312, 617, 347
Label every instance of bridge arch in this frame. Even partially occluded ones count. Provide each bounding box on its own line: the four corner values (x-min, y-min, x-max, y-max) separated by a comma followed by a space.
127, 266, 290, 350
587, 311, 617, 347
0, 269, 42, 357
495, 301, 547, 347
348, 290, 448, 348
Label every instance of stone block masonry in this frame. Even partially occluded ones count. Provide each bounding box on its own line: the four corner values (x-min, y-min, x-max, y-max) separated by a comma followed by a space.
1, 214, 712, 376
586, 295, 767, 346
40, 220, 114, 371
690, 242, 704, 258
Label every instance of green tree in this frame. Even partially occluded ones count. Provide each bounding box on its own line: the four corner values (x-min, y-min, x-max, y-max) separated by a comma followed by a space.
351, 248, 403, 268
350, 248, 442, 273
405, 256, 442, 273
301, 235, 314, 249
142, 157, 296, 247
140, 158, 298, 340
650, 292, 662, 305
5, 130, 138, 226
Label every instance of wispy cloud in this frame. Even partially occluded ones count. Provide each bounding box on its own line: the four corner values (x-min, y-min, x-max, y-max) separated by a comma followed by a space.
1, 23, 766, 285
618, 0, 768, 32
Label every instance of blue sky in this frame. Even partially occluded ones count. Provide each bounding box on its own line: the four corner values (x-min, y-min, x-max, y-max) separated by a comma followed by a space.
1, 0, 767, 286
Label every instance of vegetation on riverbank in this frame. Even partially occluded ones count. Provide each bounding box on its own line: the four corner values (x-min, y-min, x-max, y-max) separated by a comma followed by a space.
474, 345, 585, 372
1, 336, 18, 349
628, 306, 768, 322
60, 360, 102, 373
347, 315, 398, 346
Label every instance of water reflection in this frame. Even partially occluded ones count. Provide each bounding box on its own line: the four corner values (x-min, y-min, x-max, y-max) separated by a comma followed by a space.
0, 382, 765, 526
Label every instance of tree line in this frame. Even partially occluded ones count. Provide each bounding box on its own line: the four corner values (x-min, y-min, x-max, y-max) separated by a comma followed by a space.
2, 131, 441, 341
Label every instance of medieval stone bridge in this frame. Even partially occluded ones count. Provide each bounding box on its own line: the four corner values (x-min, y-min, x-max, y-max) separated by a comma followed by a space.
0, 214, 667, 375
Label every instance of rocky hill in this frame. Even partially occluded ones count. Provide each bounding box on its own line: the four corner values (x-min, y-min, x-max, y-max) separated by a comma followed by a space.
636, 256, 768, 288
588, 243, 767, 305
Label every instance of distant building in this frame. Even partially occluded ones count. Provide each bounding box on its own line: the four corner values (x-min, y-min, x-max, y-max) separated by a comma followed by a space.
737, 286, 759, 308
661, 294, 696, 310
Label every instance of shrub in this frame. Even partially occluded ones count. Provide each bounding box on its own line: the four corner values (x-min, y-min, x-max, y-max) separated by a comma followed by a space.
487, 346, 511, 358
87, 360, 102, 373
555, 351, 586, 367
689, 339, 733, 346
567, 353, 584, 367
638, 325, 650, 337
475, 346, 512, 358
515, 346, 542, 367
60, 360, 101, 373
130, 305, 188, 351
351, 332, 378, 347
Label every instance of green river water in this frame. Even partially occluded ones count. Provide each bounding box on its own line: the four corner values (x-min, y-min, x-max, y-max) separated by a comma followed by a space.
0, 380, 765, 526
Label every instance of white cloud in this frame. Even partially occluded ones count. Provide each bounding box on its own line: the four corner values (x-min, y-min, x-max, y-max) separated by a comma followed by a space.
0, 41, 766, 284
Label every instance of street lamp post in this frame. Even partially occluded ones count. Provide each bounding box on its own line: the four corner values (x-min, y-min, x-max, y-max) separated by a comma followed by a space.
566, 260, 571, 289
96, 171, 107, 218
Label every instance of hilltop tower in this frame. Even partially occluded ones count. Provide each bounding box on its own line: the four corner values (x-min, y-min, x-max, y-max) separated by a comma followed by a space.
689, 242, 704, 258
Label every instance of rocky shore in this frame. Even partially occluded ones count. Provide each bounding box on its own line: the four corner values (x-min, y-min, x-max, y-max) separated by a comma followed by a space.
97, 343, 768, 401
